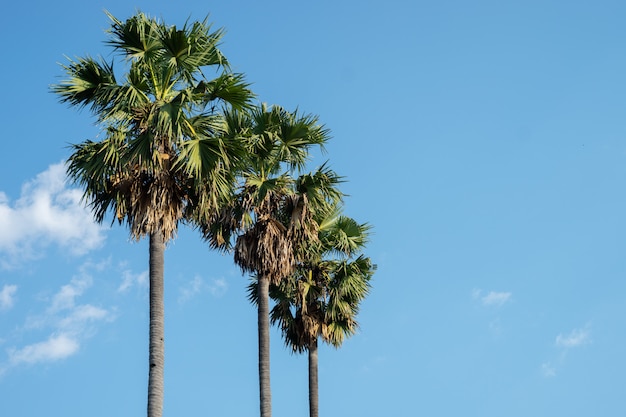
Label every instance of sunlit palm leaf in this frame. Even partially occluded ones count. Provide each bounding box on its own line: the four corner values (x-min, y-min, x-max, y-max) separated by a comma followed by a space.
105, 11, 162, 61
53, 57, 116, 113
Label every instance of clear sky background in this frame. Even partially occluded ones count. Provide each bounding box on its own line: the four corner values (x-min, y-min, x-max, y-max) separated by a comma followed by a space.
1, 1, 626, 416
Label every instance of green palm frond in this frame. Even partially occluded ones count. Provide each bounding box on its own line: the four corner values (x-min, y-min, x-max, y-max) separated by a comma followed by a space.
321, 216, 371, 258
222, 107, 253, 137
322, 319, 357, 347
159, 17, 228, 77
200, 74, 253, 111
53, 57, 117, 113
294, 164, 344, 217
276, 110, 330, 171
105, 10, 161, 61
244, 173, 292, 207
126, 130, 154, 166
327, 256, 374, 305
241, 104, 330, 172
66, 131, 132, 225
186, 18, 229, 68
246, 277, 260, 304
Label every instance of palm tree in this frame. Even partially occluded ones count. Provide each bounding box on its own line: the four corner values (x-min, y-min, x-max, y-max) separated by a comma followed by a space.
268, 208, 375, 417
52, 11, 253, 417
199, 105, 337, 417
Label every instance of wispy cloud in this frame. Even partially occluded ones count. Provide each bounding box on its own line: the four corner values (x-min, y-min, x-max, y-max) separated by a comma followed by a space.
556, 325, 591, 348
0, 284, 17, 311
541, 362, 556, 378
1, 260, 115, 374
472, 289, 512, 307
179, 276, 202, 304
178, 276, 228, 304
0, 163, 107, 268
540, 323, 592, 378
118, 269, 148, 293
57, 305, 110, 330
361, 355, 388, 374
7, 334, 79, 366
208, 278, 228, 297
488, 318, 502, 335
49, 275, 93, 313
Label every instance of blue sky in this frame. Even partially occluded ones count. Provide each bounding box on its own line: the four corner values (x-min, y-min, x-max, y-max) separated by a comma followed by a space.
2, 0, 626, 416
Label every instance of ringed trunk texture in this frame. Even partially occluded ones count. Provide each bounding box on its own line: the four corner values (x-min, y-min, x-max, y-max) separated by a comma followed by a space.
148, 232, 165, 417
308, 340, 319, 417
258, 274, 272, 417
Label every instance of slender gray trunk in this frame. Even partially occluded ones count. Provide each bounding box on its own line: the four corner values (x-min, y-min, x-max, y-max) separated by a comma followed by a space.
148, 232, 165, 417
308, 339, 319, 417
258, 274, 272, 417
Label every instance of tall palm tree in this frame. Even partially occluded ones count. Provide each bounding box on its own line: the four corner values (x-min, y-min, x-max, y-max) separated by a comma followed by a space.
199, 105, 337, 417
268, 208, 375, 417
52, 11, 253, 417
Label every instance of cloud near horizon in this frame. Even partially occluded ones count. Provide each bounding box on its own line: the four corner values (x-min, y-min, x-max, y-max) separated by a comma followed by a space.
0, 163, 107, 268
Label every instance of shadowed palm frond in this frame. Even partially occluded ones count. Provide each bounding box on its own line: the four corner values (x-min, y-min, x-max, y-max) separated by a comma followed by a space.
52, 57, 117, 114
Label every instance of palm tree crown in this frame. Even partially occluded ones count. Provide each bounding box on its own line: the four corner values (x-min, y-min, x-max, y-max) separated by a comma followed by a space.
53, 11, 253, 241
270, 208, 375, 352
265, 206, 375, 417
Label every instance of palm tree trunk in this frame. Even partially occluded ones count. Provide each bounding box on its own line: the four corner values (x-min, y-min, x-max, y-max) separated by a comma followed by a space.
308, 339, 319, 417
258, 274, 272, 417
148, 232, 165, 417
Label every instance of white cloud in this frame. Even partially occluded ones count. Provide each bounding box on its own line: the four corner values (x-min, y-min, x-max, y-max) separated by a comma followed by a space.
118, 269, 148, 293
556, 326, 591, 348
46, 262, 114, 331
178, 276, 205, 304
208, 278, 228, 297
472, 289, 512, 307
1, 260, 115, 374
49, 275, 92, 313
57, 305, 111, 330
7, 334, 79, 366
0, 163, 107, 268
541, 324, 592, 378
0, 284, 17, 311
178, 276, 228, 304
541, 362, 556, 378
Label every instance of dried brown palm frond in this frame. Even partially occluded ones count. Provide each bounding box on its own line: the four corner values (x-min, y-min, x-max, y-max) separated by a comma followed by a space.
128, 170, 185, 240
106, 165, 186, 241
234, 217, 294, 284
